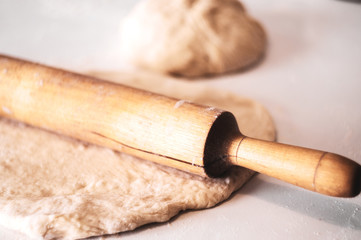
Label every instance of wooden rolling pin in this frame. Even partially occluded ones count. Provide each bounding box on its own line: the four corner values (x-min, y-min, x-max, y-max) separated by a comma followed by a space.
0, 55, 360, 197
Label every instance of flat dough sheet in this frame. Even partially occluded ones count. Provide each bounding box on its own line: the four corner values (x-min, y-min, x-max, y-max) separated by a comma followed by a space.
0, 71, 276, 239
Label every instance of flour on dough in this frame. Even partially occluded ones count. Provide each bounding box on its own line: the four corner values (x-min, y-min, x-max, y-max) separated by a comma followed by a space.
0, 73, 275, 239
120, 0, 267, 77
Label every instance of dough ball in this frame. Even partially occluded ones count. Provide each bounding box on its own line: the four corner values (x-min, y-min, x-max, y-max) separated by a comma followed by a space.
120, 0, 267, 77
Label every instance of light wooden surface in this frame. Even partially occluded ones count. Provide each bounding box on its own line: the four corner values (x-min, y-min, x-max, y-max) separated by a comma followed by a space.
1, 55, 359, 197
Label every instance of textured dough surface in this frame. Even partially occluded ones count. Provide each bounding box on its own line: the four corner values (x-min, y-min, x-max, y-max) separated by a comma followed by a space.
0, 72, 275, 239
120, 0, 266, 77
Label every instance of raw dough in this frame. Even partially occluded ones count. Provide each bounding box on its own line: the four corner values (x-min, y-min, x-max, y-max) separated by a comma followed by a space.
0, 72, 275, 239
120, 0, 266, 77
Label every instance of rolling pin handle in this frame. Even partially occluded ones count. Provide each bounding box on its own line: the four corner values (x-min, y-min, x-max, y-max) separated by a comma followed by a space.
228, 136, 361, 197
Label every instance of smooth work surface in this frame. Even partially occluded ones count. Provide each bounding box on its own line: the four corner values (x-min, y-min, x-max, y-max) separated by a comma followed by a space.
0, 0, 360, 239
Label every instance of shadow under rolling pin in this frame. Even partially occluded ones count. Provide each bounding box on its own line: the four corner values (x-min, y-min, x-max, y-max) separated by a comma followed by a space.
0, 55, 360, 198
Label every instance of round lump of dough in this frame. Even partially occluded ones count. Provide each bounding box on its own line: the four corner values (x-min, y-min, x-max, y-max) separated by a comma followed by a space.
120, 0, 267, 77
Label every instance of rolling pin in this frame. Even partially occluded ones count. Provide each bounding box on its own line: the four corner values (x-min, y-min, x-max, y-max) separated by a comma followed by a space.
0, 55, 360, 198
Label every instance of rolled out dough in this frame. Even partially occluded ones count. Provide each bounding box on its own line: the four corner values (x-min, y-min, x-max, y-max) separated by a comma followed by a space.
0, 72, 276, 239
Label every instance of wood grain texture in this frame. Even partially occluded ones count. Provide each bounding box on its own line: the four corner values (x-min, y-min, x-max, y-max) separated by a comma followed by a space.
0, 55, 359, 197
0, 55, 224, 176
227, 137, 360, 197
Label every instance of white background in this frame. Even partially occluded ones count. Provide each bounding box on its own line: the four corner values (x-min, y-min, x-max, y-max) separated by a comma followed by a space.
0, 0, 360, 239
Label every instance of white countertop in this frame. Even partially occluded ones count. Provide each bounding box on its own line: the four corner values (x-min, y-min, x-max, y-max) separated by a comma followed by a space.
0, 0, 360, 239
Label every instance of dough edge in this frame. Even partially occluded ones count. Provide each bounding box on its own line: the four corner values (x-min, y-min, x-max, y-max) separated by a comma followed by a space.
0, 71, 276, 239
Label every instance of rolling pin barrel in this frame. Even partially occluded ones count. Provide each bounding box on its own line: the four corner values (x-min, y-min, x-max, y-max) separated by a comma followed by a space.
0, 55, 223, 176
0, 55, 360, 197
